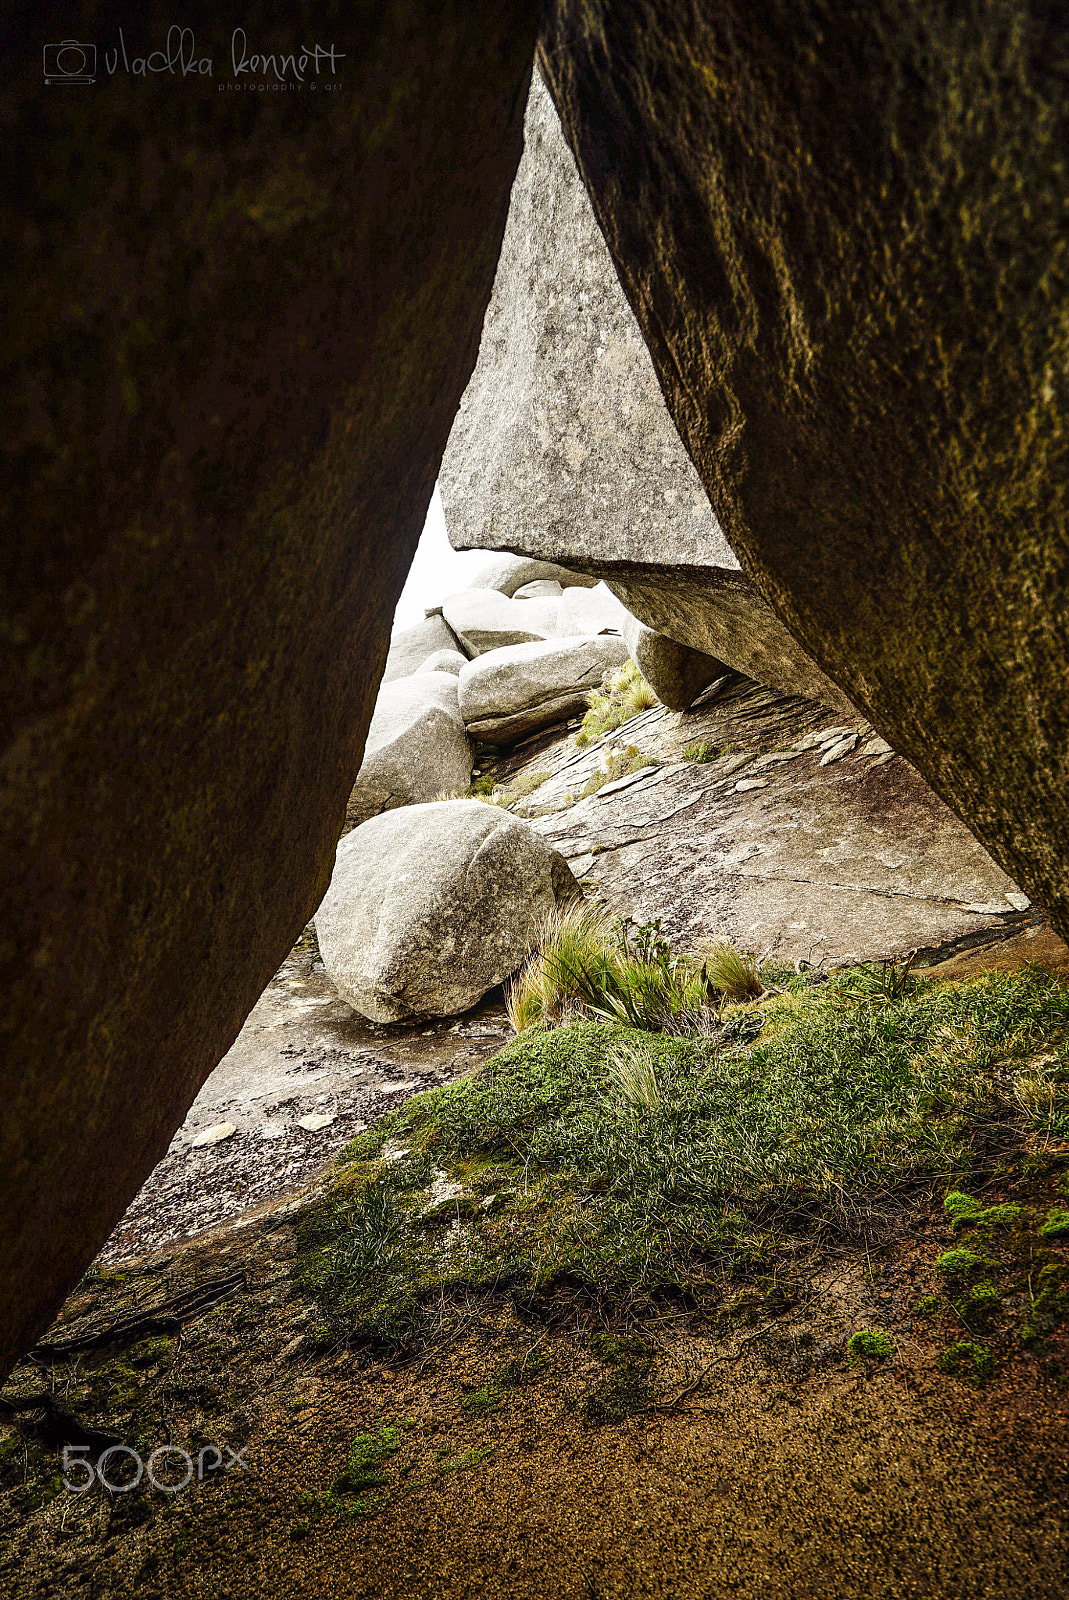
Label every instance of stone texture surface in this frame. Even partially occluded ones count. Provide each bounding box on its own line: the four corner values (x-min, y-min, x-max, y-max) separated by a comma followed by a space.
442, 590, 562, 655
467, 553, 599, 596
97, 943, 514, 1265
514, 580, 565, 600
486, 674, 1032, 968
0, 2, 538, 1380
383, 614, 465, 683
555, 583, 629, 638
416, 648, 468, 678
346, 673, 474, 827
620, 613, 725, 712
315, 801, 579, 1021
458, 634, 629, 744
538, 5, 1069, 937
439, 72, 856, 714
607, 567, 856, 714
440, 73, 733, 571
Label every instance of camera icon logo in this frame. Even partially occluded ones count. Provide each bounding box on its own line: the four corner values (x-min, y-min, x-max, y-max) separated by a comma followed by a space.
43, 40, 96, 85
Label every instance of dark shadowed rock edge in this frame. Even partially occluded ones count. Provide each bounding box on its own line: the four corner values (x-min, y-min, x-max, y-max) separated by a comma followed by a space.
0, 2, 539, 1381
538, 1, 1069, 943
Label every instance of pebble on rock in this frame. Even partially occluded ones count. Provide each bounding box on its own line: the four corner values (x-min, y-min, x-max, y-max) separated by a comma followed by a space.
297, 1113, 335, 1132
191, 1122, 237, 1148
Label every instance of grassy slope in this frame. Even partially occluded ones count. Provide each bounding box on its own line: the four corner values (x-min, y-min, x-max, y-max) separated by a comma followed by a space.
295, 967, 1069, 1349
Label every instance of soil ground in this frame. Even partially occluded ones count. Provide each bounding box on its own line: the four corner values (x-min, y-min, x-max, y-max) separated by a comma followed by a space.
3, 963, 1068, 1597
2, 1186, 1068, 1598
5, 696, 1069, 1595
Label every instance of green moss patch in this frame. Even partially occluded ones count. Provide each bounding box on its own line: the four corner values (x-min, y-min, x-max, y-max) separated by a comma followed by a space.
847, 1329, 895, 1360
1039, 1206, 1069, 1238
581, 1333, 654, 1425
294, 968, 1069, 1352
937, 1341, 996, 1386
943, 1190, 1023, 1232
935, 1248, 989, 1278
296, 1420, 407, 1527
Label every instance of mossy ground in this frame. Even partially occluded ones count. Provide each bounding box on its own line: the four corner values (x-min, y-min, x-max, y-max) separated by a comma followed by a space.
292, 966, 1069, 1353
2, 968, 1069, 1596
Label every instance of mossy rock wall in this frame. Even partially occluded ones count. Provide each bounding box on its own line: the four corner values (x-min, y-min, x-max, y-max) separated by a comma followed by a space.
0, 3, 538, 1378
539, 1, 1069, 932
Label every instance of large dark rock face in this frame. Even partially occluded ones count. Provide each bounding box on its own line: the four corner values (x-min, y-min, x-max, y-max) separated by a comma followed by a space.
539, 3, 1069, 934
0, 3, 537, 1378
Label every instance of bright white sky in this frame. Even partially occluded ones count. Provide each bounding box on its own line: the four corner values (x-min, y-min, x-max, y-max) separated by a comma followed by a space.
392, 485, 489, 634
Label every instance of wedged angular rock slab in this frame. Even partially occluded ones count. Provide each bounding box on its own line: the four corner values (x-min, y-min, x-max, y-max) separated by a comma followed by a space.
0, 2, 539, 1380
607, 567, 856, 715
347, 673, 473, 827
538, 6, 1069, 936
499, 676, 1032, 967
439, 73, 854, 715
458, 634, 628, 744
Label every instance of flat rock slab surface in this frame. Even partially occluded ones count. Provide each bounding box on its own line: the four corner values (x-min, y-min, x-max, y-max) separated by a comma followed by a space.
98, 945, 512, 1264
495, 675, 1030, 966
103, 674, 1030, 1264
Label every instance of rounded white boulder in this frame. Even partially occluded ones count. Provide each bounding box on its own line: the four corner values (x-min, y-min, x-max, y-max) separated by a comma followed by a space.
316, 800, 580, 1022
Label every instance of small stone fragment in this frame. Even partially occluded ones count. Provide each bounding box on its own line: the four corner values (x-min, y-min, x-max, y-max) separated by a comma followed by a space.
820, 734, 859, 765
297, 1113, 335, 1132
735, 778, 769, 792
191, 1122, 237, 1148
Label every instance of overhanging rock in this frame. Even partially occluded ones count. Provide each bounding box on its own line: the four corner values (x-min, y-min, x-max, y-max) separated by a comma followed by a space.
438, 72, 852, 713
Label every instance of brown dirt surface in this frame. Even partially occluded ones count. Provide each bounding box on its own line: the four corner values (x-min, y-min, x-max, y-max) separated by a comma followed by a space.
2, 1150, 1068, 1598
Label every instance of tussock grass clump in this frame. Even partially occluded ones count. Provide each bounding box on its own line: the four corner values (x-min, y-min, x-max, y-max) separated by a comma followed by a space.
579, 743, 656, 799
683, 740, 728, 763
575, 660, 657, 748
294, 967, 1069, 1351
506, 905, 718, 1036
608, 1041, 662, 1112
704, 942, 764, 1002
440, 771, 552, 810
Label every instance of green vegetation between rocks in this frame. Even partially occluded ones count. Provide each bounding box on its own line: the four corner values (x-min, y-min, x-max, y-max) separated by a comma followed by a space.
293, 967, 1069, 1353
575, 660, 657, 747
457, 770, 552, 809
683, 740, 736, 764
578, 743, 658, 799
847, 1329, 895, 1360
505, 904, 722, 1035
